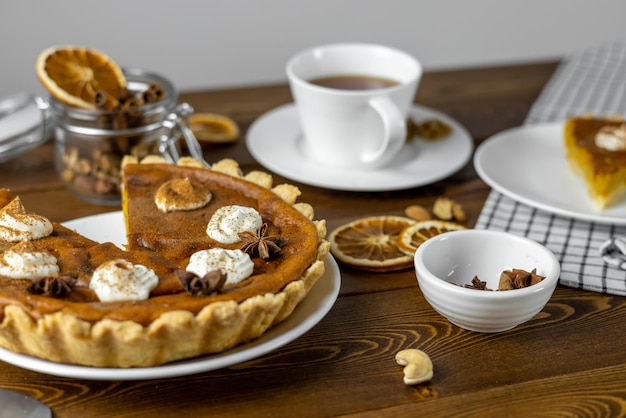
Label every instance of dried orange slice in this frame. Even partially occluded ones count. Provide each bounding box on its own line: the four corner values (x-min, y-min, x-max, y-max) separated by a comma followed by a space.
397, 220, 466, 255
328, 216, 416, 272
188, 113, 240, 143
35, 45, 126, 110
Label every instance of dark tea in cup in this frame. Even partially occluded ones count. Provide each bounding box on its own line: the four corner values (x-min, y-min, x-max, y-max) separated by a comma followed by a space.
309, 75, 400, 90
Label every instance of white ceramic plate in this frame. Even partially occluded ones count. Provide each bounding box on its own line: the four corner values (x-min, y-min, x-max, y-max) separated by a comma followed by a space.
474, 122, 626, 225
246, 103, 473, 191
0, 212, 341, 380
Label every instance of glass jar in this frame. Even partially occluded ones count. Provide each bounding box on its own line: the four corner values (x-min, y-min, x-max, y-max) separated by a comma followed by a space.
47, 68, 203, 205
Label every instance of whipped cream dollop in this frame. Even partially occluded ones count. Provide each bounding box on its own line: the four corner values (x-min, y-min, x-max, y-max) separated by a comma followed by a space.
206, 205, 263, 244
154, 177, 212, 212
0, 241, 59, 279
89, 259, 159, 302
186, 248, 254, 285
0, 197, 53, 242
595, 124, 626, 151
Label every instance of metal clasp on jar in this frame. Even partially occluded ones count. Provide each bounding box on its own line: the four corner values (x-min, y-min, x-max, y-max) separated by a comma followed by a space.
158, 103, 209, 167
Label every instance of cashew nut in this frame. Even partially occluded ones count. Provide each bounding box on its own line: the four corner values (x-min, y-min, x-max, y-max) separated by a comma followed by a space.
404, 204, 431, 222
433, 197, 466, 222
395, 349, 433, 385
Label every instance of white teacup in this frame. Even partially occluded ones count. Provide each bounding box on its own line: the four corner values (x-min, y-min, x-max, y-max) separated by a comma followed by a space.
286, 43, 422, 169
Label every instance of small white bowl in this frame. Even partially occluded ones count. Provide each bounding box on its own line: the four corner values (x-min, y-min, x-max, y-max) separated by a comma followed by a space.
414, 229, 560, 333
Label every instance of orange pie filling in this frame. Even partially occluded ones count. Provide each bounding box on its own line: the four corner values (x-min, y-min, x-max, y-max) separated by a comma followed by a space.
564, 116, 626, 209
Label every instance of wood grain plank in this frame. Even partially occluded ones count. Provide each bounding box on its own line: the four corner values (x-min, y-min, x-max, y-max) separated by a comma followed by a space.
345, 363, 626, 418
2, 285, 624, 417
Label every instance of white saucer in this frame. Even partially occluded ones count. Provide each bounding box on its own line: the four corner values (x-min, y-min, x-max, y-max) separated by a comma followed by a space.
246, 103, 473, 191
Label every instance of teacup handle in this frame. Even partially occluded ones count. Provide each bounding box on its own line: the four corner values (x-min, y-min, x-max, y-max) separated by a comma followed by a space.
361, 97, 406, 165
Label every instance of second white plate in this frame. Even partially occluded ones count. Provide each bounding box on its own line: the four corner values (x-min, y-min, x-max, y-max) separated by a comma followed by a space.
246, 103, 473, 191
474, 122, 626, 225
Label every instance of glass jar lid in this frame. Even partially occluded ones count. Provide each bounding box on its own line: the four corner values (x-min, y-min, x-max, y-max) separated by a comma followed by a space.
0, 93, 52, 163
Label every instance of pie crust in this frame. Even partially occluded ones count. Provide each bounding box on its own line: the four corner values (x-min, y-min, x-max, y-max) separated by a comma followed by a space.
0, 159, 328, 367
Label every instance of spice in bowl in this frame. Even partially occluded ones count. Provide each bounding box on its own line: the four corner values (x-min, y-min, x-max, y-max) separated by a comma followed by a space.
461, 268, 545, 291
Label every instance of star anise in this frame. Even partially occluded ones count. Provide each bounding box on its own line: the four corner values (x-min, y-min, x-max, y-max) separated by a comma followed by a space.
176, 269, 227, 296
28, 274, 77, 298
239, 223, 287, 259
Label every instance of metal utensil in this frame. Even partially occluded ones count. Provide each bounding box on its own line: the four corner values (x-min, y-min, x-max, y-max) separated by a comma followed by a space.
600, 235, 626, 270
0, 388, 51, 418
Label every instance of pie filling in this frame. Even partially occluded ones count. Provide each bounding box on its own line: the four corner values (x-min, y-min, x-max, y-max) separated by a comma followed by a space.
0, 159, 328, 367
564, 116, 626, 209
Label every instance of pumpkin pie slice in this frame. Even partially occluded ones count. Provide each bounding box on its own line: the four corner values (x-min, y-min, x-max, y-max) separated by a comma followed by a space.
0, 158, 328, 367
564, 116, 626, 209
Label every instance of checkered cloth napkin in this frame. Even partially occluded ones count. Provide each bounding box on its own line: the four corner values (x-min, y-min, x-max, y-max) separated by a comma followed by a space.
474, 43, 626, 296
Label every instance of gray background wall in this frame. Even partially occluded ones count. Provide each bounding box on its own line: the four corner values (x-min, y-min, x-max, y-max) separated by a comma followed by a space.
1, 0, 625, 98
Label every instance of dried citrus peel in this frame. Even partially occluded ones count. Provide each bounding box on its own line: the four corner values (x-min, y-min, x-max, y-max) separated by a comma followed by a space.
188, 113, 239, 143
35, 45, 126, 110
328, 216, 415, 272
397, 220, 466, 255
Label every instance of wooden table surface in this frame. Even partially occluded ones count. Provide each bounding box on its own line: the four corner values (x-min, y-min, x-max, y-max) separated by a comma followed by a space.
3, 61, 626, 418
